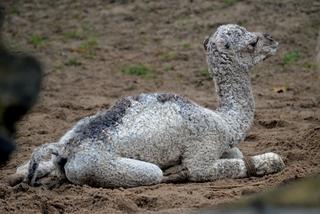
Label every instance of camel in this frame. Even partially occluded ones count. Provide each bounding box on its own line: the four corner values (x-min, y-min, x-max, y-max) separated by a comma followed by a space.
12, 24, 284, 188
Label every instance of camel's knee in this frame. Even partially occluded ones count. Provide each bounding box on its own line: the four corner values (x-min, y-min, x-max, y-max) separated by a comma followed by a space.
119, 158, 163, 186
64, 153, 96, 186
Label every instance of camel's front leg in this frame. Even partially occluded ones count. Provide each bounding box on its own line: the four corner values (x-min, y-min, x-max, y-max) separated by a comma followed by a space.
64, 147, 163, 188
8, 160, 56, 186
184, 146, 285, 182
9, 142, 62, 187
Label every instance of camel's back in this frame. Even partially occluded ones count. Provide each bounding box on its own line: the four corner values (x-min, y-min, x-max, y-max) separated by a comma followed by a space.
59, 93, 226, 168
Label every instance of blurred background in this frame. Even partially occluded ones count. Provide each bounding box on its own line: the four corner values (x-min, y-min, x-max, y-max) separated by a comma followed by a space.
0, 0, 319, 213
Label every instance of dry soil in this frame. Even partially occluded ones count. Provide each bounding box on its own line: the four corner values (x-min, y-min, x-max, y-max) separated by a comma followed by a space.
0, 0, 319, 213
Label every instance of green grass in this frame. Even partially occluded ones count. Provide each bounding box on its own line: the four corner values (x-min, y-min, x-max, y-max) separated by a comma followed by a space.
181, 42, 191, 50
283, 50, 300, 65
9, 7, 20, 15
163, 63, 174, 71
53, 64, 64, 72
64, 30, 84, 40
303, 62, 316, 70
175, 15, 192, 26
200, 68, 210, 78
79, 37, 99, 56
64, 24, 94, 40
223, 0, 238, 6
80, 37, 98, 50
65, 58, 81, 66
63, 26, 99, 57
160, 51, 178, 61
7, 42, 21, 51
121, 64, 152, 77
30, 34, 46, 47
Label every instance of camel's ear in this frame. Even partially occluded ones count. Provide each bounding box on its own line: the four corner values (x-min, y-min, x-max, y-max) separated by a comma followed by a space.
203, 37, 209, 51
203, 37, 220, 52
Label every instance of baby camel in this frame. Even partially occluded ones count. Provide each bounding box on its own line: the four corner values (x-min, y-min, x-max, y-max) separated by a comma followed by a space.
13, 24, 284, 188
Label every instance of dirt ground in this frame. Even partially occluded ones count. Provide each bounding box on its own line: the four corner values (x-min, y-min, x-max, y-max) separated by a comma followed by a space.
0, 0, 320, 213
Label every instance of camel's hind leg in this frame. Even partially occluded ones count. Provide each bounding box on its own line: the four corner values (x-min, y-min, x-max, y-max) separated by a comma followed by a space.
162, 147, 244, 184
64, 148, 163, 188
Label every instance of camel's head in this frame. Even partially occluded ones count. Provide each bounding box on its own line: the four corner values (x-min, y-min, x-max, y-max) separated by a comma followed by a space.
204, 24, 278, 68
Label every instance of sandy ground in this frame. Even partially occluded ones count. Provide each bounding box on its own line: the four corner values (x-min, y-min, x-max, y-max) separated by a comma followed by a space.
0, 0, 320, 213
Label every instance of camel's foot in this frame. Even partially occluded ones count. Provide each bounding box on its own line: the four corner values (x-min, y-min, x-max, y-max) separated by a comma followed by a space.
251, 152, 285, 176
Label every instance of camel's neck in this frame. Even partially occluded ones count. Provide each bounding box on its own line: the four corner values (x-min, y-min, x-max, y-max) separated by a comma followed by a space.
208, 52, 254, 145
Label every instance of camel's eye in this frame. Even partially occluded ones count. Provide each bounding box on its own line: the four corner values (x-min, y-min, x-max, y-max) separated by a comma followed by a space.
249, 38, 258, 48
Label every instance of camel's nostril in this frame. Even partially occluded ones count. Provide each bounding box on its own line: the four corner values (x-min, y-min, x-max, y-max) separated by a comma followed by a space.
263, 33, 274, 41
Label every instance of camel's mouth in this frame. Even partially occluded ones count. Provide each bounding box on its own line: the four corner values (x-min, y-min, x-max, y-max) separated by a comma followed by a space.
254, 32, 279, 63
263, 41, 279, 60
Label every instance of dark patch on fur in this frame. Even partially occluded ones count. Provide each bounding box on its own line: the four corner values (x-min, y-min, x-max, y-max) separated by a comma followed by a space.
157, 93, 191, 105
27, 161, 38, 183
131, 94, 142, 102
73, 97, 132, 141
